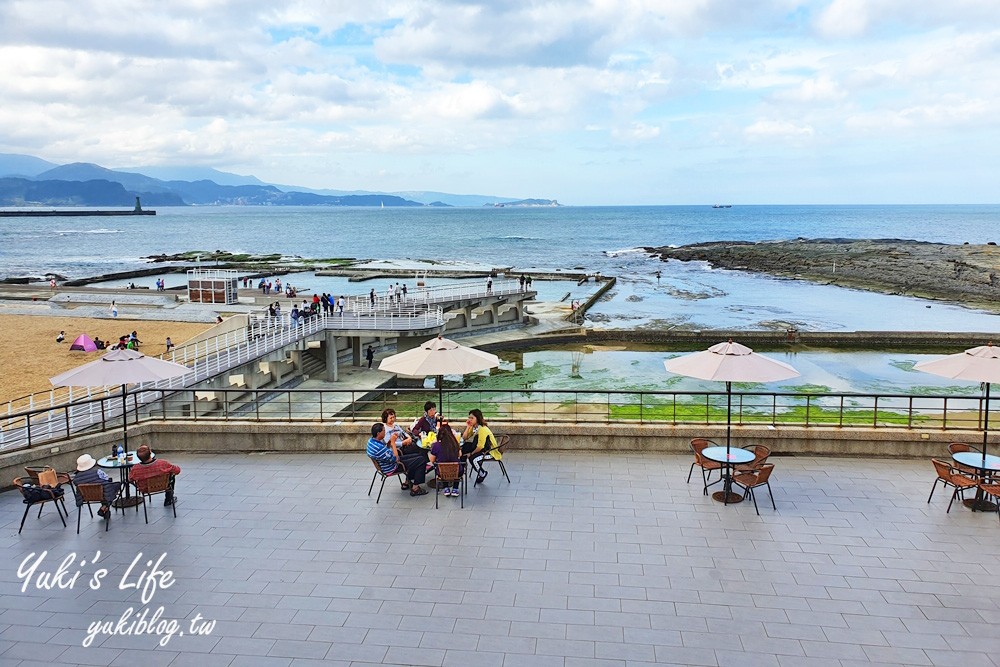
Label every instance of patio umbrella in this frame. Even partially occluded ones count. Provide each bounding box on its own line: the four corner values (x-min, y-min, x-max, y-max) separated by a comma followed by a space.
50, 348, 191, 451
664, 340, 800, 454
914, 343, 1000, 466
378, 335, 500, 409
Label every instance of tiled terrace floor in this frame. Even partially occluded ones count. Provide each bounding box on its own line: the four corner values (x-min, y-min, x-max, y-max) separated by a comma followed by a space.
2, 452, 999, 667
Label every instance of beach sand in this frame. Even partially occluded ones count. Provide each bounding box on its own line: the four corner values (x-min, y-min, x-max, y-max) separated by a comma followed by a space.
0, 315, 210, 403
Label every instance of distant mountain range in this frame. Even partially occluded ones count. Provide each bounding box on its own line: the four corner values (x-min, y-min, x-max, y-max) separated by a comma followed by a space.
0, 153, 558, 208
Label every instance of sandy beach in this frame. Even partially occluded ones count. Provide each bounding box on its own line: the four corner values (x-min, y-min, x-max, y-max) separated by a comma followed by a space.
0, 315, 210, 403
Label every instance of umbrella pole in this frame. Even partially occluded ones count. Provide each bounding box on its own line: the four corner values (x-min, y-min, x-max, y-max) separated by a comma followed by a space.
726, 381, 732, 455
121, 383, 128, 452
983, 382, 991, 466
438, 375, 443, 415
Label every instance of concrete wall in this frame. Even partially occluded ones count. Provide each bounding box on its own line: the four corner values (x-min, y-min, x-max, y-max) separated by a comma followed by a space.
2, 420, 972, 487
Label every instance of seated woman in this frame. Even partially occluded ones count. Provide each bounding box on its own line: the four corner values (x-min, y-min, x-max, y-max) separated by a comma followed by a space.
411, 401, 439, 444
382, 408, 429, 496
462, 408, 498, 486
428, 419, 461, 497
72, 454, 121, 518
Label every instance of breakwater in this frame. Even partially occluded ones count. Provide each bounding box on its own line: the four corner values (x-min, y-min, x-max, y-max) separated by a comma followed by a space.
0, 209, 155, 217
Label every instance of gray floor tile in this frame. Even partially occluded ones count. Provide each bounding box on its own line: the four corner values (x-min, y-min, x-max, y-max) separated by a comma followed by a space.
3, 452, 999, 667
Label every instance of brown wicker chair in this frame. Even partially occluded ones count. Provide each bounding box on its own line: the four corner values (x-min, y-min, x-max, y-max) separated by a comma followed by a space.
732, 463, 776, 515
24, 466, 73, 487
368, 457, 407, 504
434, 462, 465, 508
688, 438, 723, 495
73, 483, 111, 533
979, 483, 1000, 522
131, 472, 177, 523
929, 459, 979, 512
14, 476, 68, 534
948, 443, 982, 478
735, 445, 771, 473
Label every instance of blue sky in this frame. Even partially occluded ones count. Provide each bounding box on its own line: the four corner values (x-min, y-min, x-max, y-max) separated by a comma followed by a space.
1, 0, 998, 204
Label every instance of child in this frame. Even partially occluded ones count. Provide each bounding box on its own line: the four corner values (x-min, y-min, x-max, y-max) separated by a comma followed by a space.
429, 419, 462, 497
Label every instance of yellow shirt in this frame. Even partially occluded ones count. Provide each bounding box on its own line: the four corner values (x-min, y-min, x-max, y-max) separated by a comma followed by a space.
472, 425, 500, 460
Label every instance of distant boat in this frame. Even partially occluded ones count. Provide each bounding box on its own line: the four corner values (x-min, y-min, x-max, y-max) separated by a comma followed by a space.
712, 204, 732, 209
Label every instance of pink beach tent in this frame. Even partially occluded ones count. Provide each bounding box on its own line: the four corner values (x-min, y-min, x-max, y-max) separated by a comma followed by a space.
69, 334, 98, 352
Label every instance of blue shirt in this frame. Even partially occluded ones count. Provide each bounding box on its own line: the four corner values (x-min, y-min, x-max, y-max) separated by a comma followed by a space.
367, 437, 397, 474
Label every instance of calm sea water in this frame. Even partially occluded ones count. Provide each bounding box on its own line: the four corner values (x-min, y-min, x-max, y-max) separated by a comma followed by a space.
2, 204, 999, 331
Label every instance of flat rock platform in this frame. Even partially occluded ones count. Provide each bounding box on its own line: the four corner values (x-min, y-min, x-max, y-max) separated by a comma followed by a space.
2, 453, 998, 666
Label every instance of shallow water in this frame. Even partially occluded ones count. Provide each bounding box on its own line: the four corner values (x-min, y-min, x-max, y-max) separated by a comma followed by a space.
457, 345, 983, 397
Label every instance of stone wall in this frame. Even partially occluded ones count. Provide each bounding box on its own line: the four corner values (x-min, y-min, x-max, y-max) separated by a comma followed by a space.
2, 420, 973, 488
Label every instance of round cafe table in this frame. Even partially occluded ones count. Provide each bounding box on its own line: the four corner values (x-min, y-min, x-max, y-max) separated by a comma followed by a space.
97, 452, 143, 508
951, 452, 1000, 511
701, 446, 755, 504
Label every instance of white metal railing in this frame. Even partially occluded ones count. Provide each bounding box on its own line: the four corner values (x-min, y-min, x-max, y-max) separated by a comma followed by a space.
0, 277, 528, 447
0, 307, 445, 450
346, 278, 526, 313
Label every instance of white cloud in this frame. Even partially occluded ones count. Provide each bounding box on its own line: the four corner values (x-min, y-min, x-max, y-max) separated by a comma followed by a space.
744, 119, 815, 142
814, 0, 870, 39
773, 75, 846, 103
845, 97, 992, 132
611, 122, 661, 142
0, 0, 998, 201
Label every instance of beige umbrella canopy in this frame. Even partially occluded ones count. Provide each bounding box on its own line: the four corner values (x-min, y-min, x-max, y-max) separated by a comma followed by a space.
914, 343, 1000, 465
664, 340, 800, 451
51, 348, 192, 450
379, 335, 500, 407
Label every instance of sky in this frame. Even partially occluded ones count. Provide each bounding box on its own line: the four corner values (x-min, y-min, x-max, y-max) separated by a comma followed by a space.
1, 0, 998, 205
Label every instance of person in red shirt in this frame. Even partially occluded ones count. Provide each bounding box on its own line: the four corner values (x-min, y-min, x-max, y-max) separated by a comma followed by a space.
128, 445, 181, 506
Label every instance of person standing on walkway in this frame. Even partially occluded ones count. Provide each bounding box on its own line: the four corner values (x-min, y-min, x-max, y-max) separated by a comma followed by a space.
369, 288, 376, 308
111, 301, 118, 318
486, 276, 493, 294
366, 345, 375, 369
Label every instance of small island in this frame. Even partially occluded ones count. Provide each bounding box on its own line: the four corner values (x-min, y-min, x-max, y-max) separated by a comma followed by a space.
646, 238, 1000, 312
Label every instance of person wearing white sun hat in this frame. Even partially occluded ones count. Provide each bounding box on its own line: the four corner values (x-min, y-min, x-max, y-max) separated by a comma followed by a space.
71, 454, 121, 518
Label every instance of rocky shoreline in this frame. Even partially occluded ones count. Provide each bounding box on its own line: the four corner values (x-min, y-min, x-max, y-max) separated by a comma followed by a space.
646, 238, 1000, 312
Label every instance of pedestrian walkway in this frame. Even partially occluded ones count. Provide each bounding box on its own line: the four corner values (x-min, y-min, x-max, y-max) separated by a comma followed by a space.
2, 452, 997, 666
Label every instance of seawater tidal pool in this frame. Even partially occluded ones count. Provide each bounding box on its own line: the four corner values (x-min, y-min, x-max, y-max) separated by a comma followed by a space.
431, 345, 992, 428
454, 345, 984, 396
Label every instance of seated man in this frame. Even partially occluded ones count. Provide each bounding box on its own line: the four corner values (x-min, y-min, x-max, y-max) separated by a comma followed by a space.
128, 445, 181, 506
72, 454, 122, 518
366, 422, 428, 497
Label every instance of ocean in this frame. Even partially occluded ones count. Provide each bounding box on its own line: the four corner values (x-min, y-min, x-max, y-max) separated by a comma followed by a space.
2, 204, 999, 331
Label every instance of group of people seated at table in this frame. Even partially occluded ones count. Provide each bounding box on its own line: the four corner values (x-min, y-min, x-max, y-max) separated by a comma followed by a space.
70, 445, 181, 518
366, 402, 499, 498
